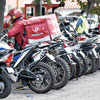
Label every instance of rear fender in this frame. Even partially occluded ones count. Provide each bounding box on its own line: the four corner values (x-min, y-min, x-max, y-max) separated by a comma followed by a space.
92, 48, 98, 59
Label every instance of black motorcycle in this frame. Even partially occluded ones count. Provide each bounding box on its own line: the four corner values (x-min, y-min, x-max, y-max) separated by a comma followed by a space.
0, 42, 55, 93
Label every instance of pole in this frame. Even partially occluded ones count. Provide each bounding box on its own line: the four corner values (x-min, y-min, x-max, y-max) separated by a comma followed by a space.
40, 0, 42, 16
0, 0, 6, 36
36, 0, 42, 16
17, 0, 19, 8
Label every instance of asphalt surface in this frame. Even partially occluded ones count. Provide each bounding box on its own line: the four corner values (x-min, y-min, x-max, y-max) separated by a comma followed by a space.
3, 70, 100, 100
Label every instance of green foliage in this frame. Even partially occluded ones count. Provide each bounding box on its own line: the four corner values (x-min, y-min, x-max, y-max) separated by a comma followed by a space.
77, 0, 88, 10
88, 0, 100, 15
75, 0, 100, 16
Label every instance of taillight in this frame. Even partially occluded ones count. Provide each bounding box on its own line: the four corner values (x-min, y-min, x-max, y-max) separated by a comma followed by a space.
8, 42, 14, 48
64, 43, 68, 48
92, 45, 97, 48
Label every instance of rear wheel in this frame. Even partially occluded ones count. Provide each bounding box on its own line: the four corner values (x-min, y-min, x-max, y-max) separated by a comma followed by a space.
28, 62, 55, 93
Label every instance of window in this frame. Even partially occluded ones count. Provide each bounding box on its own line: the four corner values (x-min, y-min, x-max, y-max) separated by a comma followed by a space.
42, 7, 46, 15
48, 8, 52, 14
26, 7, 35, 18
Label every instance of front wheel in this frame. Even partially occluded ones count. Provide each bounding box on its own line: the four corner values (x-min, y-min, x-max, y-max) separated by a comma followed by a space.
0, 74, 12, 99
28, 62, 55, 93
48, 57, 70, 89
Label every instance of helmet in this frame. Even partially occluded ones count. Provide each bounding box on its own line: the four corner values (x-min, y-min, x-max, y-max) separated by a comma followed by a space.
81, 10, 86, 15
8, 8, 22, 23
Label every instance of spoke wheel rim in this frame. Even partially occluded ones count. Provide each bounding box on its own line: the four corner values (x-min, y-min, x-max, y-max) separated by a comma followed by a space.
29, 67, 51, 90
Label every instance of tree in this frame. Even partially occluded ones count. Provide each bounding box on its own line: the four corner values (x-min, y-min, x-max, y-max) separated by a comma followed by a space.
76, 0, 99, 15
89, 0, 100, 16
0, 0, 6, 35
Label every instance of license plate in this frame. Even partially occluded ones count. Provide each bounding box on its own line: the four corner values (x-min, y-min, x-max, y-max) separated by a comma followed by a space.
79, 51, 85, 58
33, 53, 41, 62
65, 48, 72, 53
46, 53, 55, 61
73, 51, 77, 56
7, 67, 14, 73
75, 44, 80, 49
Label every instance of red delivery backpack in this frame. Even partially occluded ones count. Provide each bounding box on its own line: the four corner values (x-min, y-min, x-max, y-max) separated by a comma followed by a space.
23, 14, 61, 43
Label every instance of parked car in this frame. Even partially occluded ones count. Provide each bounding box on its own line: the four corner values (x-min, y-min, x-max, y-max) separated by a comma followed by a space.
87, 18, 98, 31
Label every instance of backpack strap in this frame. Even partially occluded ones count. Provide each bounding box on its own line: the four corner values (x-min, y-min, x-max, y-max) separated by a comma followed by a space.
21, 27, 27, 47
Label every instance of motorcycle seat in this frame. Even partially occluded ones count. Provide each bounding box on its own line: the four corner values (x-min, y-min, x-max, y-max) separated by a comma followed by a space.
64, 22, 70, 26
25, 43, 38, 49
0, 50, 7, 56
80, 41, 92, 47
0, 49, 14, 59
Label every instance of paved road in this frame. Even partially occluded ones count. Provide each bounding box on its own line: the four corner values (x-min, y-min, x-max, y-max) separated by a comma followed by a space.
3, 70, 100, 100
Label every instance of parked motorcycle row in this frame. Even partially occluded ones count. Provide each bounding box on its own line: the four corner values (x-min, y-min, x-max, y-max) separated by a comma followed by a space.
1, 20, 100, 99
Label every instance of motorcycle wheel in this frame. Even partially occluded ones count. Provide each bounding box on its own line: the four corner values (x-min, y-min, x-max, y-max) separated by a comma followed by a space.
97, 52, 100, 69
76, 54, 93, 75
72, 55, 84, 77
84, 56, 94, 75
0, 74, 11, 99
48, 56, 70, 90
61, 55, 76, 79
28, 62, 55, 93
89, 54, 98, 73
95, 52, 100, 70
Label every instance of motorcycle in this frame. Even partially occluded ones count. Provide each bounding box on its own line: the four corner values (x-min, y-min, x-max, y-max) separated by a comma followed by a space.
0, 41, 56, 93
38, 41, 71, 89
0, 33, 70, 90
59, 21, 99, 74
73, 37, 100, 73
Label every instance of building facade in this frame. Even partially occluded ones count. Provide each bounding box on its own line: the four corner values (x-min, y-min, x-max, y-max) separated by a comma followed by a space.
5, 0, 87, 16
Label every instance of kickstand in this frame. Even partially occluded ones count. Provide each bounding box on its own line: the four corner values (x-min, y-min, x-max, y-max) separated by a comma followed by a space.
16, 81, 27, 90
74, 75, 78, 80
16, 85, 25, 90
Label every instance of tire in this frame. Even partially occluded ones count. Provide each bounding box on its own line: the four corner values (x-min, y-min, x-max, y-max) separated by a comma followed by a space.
77, 54, 85, 76
72, 55, 84, 77
48, 56, 70, 90
61, 55, 76, 79
95, 52, 100, 70
84, 56, 93, 75
69, 63, 76, 79
0, 74, 11, 99
28, 62, 55, 93
77, 53, 91, 75
97, 52, 100, 69
89, 54, 98, 73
